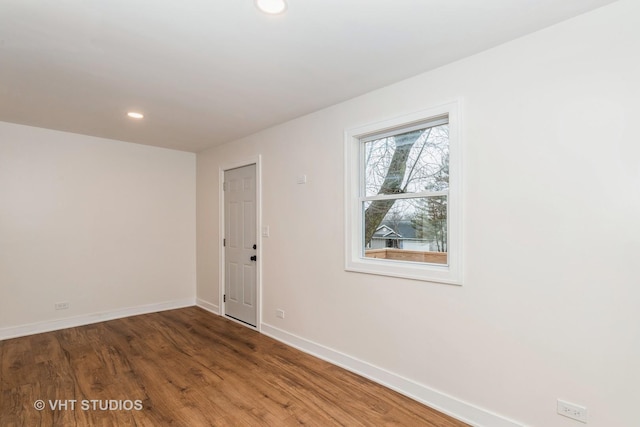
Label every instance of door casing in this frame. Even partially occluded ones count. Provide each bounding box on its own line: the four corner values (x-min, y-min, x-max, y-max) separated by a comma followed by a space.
219, 156, 262, 330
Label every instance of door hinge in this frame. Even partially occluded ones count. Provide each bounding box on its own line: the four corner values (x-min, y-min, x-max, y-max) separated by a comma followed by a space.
223, 294, 226, 303
223, 238, 226, 247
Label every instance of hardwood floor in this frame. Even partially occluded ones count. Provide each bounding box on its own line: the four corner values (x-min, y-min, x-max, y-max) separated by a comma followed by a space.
0, 307, 469, 426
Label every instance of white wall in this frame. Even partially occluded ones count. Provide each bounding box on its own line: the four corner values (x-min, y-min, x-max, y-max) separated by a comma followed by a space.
0, 122, 196, 334
197, 1, 639, 426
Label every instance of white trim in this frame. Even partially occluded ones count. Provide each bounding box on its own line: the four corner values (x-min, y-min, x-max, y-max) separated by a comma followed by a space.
0, 298, 195, 341
261, 322, 524, 427
219, 155, 263, 331
344, 100, 463, 284
359, 115, 449, 143
363, 190, 448, 202
196, 298, 220, 315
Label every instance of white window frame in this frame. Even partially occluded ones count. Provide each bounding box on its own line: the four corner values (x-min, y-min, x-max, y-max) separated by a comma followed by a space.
344, 100, 462, 285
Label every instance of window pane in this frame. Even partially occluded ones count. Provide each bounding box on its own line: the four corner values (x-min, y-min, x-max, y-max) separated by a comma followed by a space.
363, 196, 448, 265
363, 124, 449, 197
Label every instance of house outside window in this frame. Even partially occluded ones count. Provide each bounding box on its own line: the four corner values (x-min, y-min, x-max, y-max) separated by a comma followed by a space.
344, 101, 462, 284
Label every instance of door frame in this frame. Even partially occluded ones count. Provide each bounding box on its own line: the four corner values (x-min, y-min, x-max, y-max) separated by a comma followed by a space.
219, 155, 262, 331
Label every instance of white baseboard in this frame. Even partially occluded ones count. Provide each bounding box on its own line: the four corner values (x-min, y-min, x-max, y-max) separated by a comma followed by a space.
261, 322, 524, 427
195, 298, 220, 315
0, 298, 196, 341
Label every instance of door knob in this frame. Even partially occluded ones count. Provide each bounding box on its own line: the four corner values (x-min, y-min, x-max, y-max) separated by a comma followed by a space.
250, 255, 257, 261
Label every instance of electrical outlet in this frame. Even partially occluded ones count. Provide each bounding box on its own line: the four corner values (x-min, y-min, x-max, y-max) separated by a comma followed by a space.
276, 309, 285, 319
54, 302, 69, 310
557, 399, 587, 423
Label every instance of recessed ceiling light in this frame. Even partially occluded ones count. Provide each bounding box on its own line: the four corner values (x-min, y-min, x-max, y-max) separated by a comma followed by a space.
255, 0, 287, 15
127, 111, 144, 119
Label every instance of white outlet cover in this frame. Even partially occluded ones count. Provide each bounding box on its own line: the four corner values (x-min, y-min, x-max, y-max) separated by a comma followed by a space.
557, 399, 587, 423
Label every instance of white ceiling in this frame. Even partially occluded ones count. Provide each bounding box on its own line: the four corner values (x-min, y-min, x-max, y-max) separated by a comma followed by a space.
0, 0, 617, 152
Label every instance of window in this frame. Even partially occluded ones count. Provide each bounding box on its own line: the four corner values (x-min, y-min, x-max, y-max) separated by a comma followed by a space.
344, 101, 461, 284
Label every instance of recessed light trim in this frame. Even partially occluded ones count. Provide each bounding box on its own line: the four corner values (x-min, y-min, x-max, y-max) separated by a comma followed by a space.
127, 112, 144, 119
255, 0, 287, 15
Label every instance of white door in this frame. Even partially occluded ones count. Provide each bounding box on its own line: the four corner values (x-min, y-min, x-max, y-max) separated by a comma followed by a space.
224, 164, 257, 326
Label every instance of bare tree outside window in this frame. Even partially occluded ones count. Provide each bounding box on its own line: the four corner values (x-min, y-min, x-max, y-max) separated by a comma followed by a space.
362, 120, 449, 265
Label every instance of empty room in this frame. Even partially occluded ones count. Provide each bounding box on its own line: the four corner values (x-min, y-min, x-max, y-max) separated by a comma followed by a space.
1, 1, 638, 426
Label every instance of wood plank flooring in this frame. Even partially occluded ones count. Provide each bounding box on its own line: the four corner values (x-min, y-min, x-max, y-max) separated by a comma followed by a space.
0, 307, 469, 426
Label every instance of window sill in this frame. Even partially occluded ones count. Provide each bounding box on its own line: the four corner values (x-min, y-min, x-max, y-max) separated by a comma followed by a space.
345, 257, 462, 285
